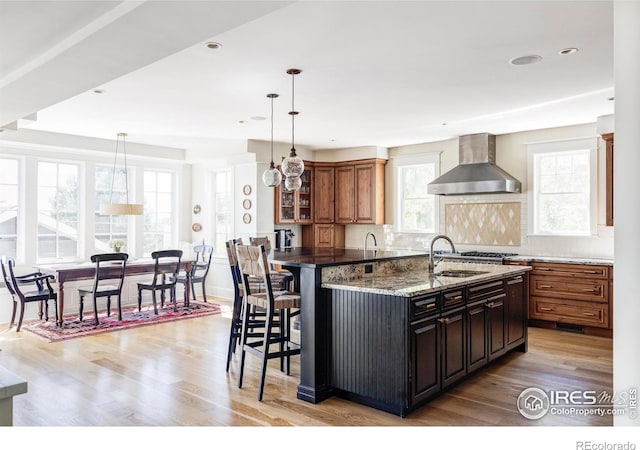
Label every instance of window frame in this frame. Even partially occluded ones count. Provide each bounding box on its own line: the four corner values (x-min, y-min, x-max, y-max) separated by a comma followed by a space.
527, 138, 598, 237
143, 169, 177, 256
0, 156, 21, 261
393, 153, 440, 234
94, 163, 131, 252
36, 159, 82, 262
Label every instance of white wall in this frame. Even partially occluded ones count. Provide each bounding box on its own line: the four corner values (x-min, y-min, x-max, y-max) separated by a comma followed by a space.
613, 0, 640, 426
344, 123, 614, 259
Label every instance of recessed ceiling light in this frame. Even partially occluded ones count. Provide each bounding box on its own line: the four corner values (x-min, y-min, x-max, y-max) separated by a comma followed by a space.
559, 48, 578, 55
250, 116, 266, 121
93, 89, 105, 94
206, 42, 222, 50
509, 55, 542, 66
442, 122, 447, 126
238, 120, 246, 124
608, 97, 615, 101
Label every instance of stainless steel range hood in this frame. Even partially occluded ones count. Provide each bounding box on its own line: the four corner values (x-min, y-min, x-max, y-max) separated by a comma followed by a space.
427, 133, 521, 195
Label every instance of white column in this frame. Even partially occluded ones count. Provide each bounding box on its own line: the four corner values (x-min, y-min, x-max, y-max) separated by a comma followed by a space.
613, 0, 640, 426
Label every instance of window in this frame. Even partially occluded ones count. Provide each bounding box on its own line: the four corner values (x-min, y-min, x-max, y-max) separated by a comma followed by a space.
95, 165, 129, 251
144, 170, 174, 255
37, 162, 80, 260
0, 158, 19, 259
395, 154, 439, 233
212, 170, 232, 255
529, 139, 597, 236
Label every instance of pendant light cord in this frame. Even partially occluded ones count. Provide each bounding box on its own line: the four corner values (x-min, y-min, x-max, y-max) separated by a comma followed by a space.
123, 134, 130, 203
290, 71, 295, 152
108, 132, 130, 204
270, 94, 275, 166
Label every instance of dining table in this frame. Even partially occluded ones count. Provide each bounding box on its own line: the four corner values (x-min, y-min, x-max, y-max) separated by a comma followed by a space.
36, 258, 194, 327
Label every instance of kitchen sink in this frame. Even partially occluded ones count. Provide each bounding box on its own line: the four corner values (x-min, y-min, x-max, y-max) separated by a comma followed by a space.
435, 269, 489, 278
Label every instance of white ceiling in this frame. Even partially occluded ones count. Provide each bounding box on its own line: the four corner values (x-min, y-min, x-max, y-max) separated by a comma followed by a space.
0, 1, 614, 152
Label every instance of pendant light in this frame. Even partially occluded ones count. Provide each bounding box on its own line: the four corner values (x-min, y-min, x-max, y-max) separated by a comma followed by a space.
281, 68, 304, 190
262, 93, 282, 187
100, 132, 144, 215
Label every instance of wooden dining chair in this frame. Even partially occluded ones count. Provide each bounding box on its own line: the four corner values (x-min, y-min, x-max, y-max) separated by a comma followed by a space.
235, 243, 301, 401
176, 244, 213, 302
1, 255, 57, 331
77, 253, 128, 325
137, 250, 183, 314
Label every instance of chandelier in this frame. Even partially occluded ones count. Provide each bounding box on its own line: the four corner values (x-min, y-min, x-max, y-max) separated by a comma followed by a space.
262, 93, 282, 187
281, 68, 304, 191
99, 132, 144, 215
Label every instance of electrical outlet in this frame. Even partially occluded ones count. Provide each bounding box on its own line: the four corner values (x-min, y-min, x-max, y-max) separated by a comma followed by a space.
364, 264, 373, 274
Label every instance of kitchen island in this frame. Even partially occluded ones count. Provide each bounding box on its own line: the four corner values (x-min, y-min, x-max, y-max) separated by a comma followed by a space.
270, 248, 531, 416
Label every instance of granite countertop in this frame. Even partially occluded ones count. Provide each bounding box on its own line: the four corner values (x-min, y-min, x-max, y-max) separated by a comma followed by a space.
322, 261, 531, 297
505, 255, 614, 266
270, 247, 427, 268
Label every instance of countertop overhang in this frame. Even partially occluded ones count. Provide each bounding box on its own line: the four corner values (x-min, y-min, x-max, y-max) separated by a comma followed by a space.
322, 261, 531, 297
270, 247, 427, 268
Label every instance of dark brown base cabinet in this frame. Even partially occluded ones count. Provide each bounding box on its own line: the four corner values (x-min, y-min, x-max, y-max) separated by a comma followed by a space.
327, 273, 528, 417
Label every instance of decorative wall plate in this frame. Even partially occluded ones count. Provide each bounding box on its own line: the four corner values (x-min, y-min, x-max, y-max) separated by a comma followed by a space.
192, 223, 202, 232
242, 184, 252, 195
193, 204, 201, 214
242, 198, 252, 210
242, 213, 252, 224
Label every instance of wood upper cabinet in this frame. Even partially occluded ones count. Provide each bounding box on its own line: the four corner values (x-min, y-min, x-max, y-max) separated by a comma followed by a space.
335, 159, 386, 224
274, 165, 313, 224
313, 164, 334, 223
601, 133, 614, 226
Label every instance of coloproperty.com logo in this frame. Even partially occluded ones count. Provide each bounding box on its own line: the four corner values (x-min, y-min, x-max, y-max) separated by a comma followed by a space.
517, 386, 638, 420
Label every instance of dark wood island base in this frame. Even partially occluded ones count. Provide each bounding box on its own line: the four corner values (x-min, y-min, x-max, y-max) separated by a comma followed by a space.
269, 248, 530, 417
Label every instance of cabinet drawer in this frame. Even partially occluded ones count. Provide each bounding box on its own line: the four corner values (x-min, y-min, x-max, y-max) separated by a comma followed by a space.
468, 279, 504, 302
531, 296, 609, 328
440, 289, 465, 310
531, 262, 609, 279
530, 275, 608, 303
410, 294, 439, 321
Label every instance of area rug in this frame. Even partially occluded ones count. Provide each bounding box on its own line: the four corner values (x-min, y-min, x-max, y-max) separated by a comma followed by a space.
21, 301, 221, 342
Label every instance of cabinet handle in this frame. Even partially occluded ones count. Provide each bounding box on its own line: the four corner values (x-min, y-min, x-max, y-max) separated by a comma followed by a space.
582, 288, 599, 293
537, 267, 551, 271
437, 318, 449, 325
538, 284, 552, 289
486, 301, 503, 309
539, 307, 553, 311
582, 270, 599, 274
583, 312, 597, 317
448, 295, 463, 302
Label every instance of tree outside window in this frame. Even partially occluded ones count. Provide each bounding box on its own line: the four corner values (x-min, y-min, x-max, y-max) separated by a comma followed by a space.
144, 170, 174, 255
37, 162, 79, 260
95, 165, 129, 251
0, 158, 19, 259
530, 145, 596, 236
396, 156, 439, 233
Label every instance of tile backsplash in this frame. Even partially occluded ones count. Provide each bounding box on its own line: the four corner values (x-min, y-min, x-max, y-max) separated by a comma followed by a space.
445, 202, 520, 246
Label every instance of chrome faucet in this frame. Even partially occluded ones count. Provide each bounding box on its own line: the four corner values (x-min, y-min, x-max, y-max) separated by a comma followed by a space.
364, 232, 377, 254
428, 234, 456, 273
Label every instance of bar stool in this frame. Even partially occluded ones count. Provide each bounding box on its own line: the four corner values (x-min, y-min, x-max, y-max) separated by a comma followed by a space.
235, 243, 301, 401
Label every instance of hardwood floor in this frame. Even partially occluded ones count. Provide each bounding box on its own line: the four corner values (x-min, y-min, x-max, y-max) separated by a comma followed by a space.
0, 299, 613, 427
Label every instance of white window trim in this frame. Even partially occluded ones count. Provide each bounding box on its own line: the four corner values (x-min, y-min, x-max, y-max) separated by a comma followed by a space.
143, 169, 178, 256
392, 153, 440, 234
527, 137, 598, 237
211, 168, 233, 257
